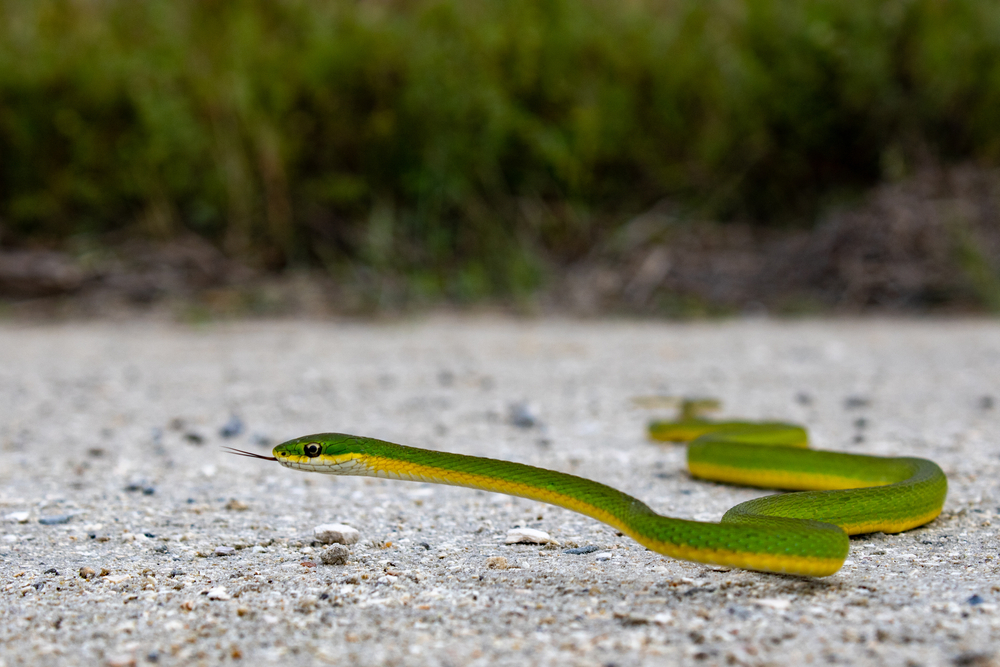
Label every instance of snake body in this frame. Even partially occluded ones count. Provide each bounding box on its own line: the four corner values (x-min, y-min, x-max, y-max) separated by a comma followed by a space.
229, 418, 946, 577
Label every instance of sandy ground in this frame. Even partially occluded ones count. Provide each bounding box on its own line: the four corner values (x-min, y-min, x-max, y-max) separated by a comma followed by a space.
0, 317, 997, 667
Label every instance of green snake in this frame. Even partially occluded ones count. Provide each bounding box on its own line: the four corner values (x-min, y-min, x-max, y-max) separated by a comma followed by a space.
226, 409, 946, 577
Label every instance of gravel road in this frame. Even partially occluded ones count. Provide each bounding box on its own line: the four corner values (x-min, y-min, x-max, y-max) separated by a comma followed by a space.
0, 317, 997, 667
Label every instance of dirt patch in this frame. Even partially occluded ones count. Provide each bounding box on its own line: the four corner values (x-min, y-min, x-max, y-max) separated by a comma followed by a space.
555, 165, 1000, 315
3, 166, 1000, 317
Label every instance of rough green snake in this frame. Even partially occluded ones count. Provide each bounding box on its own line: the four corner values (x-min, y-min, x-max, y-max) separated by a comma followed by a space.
227, 406, 947, 577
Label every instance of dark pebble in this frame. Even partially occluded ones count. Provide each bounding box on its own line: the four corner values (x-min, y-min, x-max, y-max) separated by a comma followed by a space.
142, 486, 156, 495
419, 542, 431, 550
967, 594, 985, 605
564, 545, 600, 555
979, 396, 994, 410
219, 415, 244, 439
854, 417, 868, 429
38, 514, 71, 525
144, 533, 156, 538
44, 568, 59, 575
184, 432, 205, 444
147, 650, 160, 663
152, 545, 169, 553
728, 605, 752, 620
32, 581, 45, 591
844, 396, 871, 409
124, 479, 146, 492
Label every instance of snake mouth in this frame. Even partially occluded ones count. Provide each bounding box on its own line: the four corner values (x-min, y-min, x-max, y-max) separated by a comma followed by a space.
222, 446, 277, 462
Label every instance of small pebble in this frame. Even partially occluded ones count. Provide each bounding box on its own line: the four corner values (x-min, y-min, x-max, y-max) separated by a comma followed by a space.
652, 612, 674, 625
485, 556, 509, 569
124, 478, 147, 492
39, 514, 71, 525
505, 528, 557, 545
206, 586, 230, 600
184, 432, 205, 445
79, 567, 97, 580
592, 551, 613, 561
753, 598, 791, 611
616, 613, 650, 626
214, 546, 236, 557
979, 396, 994, 410
320, 544, 350, 565
44, 568, 59, 575
728, 606, 752, 620
968, 594, 985, 605
313, 523, 360, 545
4, 511, 29, 523
219, 415, 244, 439
224, 499, 249, 511
563, 545, 600, 555
843, 395, 870, 409
508, 401, 540, 428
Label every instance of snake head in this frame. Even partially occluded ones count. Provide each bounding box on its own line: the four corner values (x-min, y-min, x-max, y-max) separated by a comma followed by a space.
271, 433, 370, 471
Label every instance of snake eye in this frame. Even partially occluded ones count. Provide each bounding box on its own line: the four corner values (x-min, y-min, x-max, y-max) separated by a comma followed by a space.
303, 442, 322, 458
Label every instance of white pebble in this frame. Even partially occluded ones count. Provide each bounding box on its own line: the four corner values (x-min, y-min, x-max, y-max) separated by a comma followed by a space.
4, 512, 29, 523
504, 528, 557, 545
593, 551, 614, 561
753, 598, 791, 611
207, 586, 230, 601
214, 546, 236, 556
314, 523, 360, 545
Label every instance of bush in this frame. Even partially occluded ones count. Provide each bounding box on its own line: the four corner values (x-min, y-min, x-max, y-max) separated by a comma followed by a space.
2, 0, 999, 301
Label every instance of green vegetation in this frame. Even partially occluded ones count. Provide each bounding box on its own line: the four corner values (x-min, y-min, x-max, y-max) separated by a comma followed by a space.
2, 0, 999, 302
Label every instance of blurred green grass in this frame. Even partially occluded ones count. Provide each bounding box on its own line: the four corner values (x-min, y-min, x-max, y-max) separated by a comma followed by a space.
2, 0, 999, 302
